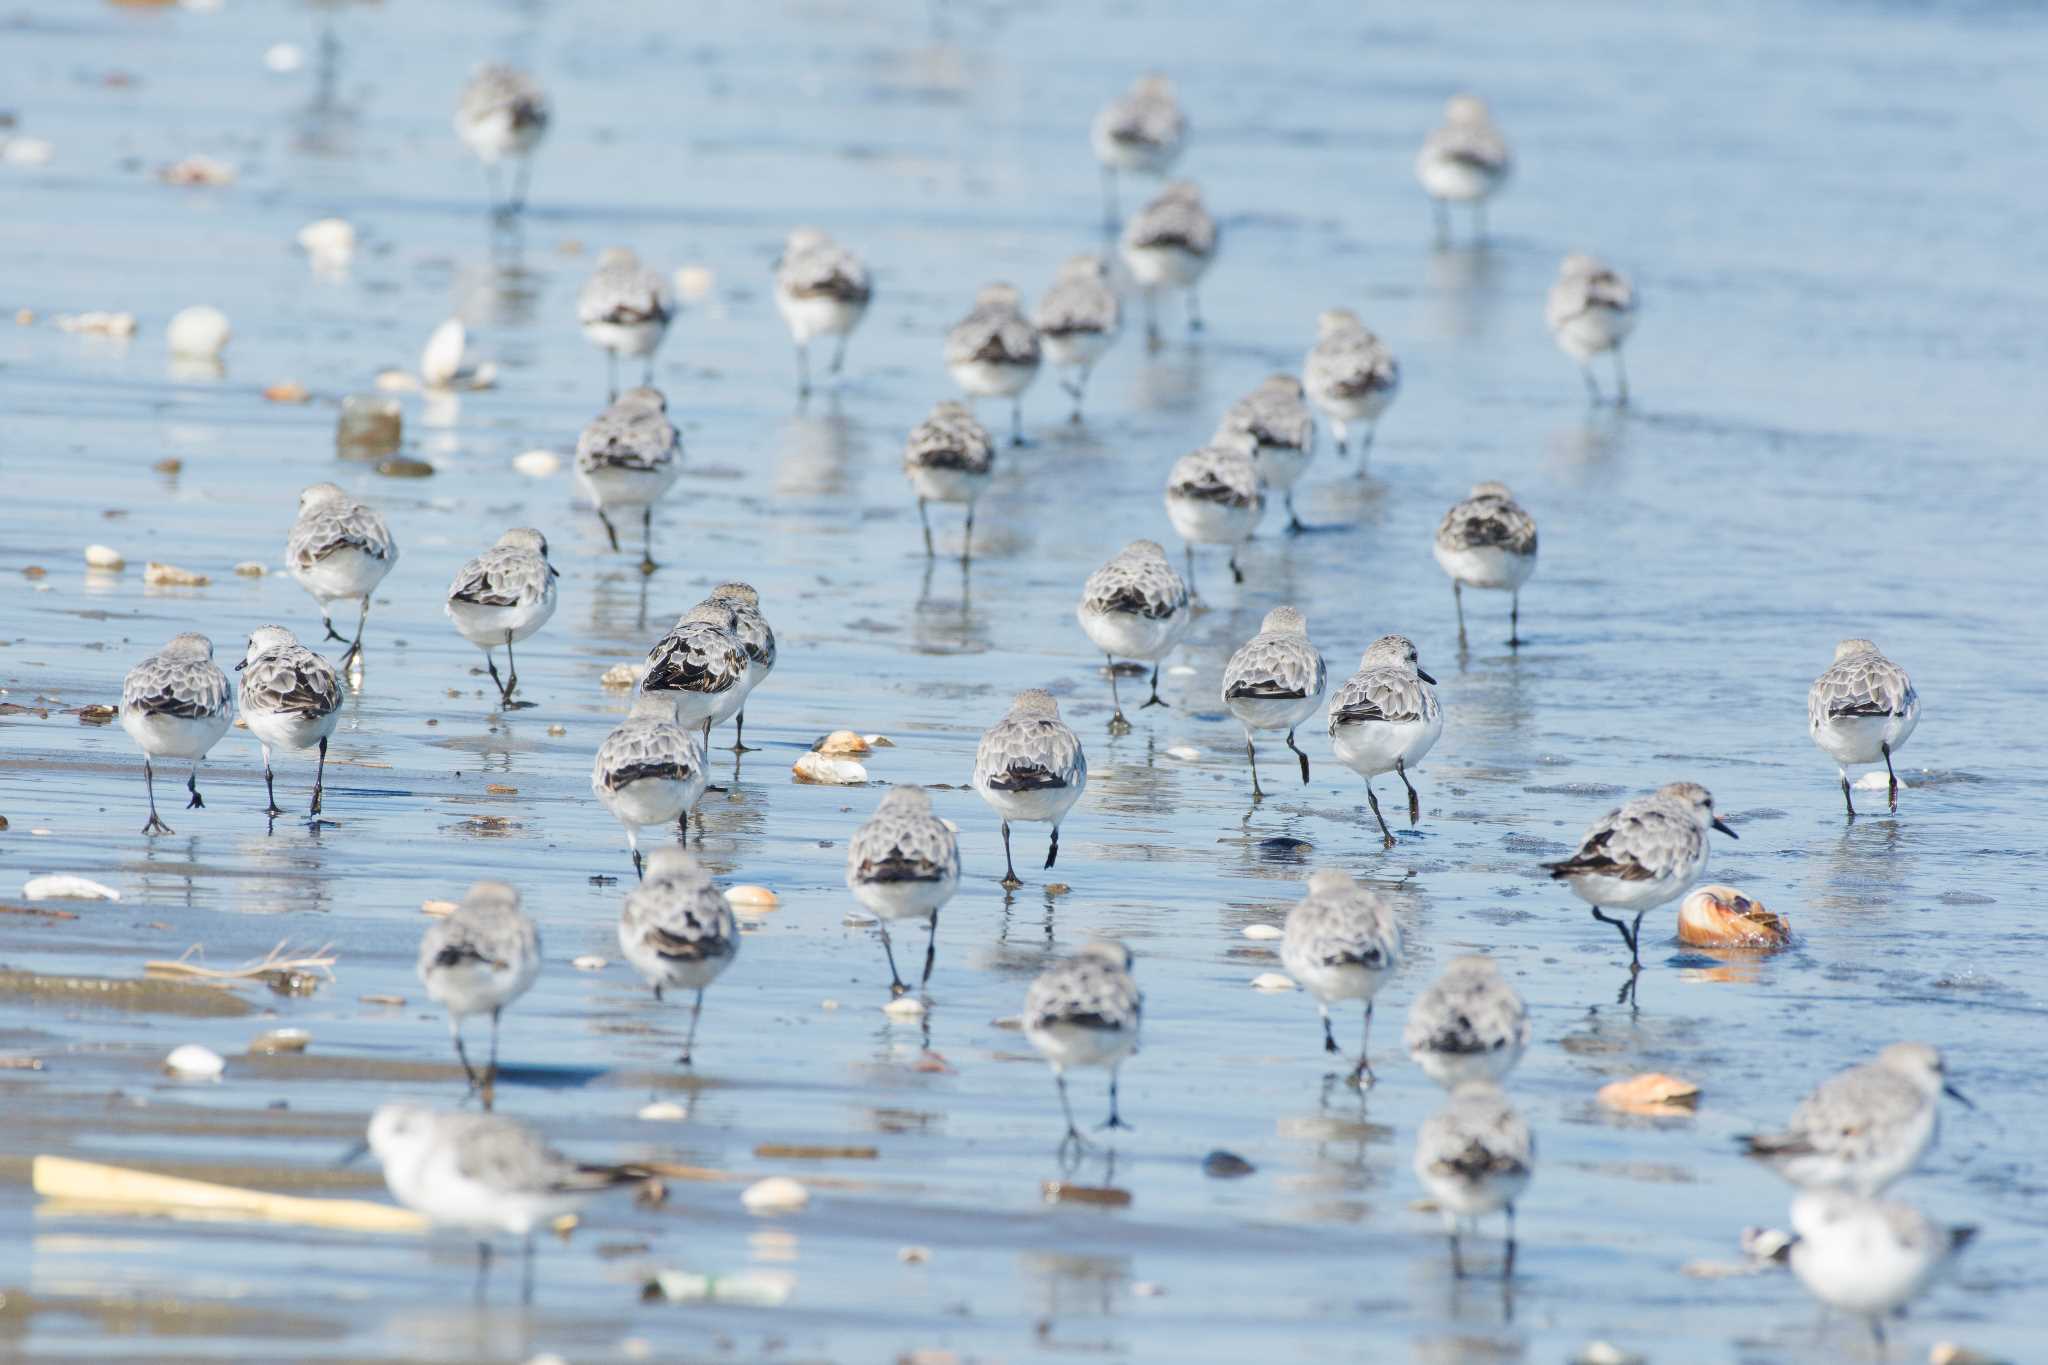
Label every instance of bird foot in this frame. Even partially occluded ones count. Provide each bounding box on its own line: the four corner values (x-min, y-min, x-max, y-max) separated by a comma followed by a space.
1000, 875, 1023, 890
1107, 714, 1132, 736
142, 816, 173, 836
263, 803, 286, 818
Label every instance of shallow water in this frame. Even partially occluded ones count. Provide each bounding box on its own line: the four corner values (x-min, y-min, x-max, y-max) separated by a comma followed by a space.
3, 0, 2047, 1361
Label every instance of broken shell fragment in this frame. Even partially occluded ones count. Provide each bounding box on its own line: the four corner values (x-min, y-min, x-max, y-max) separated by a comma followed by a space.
599, 662, 640, 689
1250, 973, 1296, 992
882, 996, 926, 1019
792, 753, 867, 785
23, 874, 120, 901
145, 562, 211, 587
159, 154, 236, 186
56, 311, 138, 337
1241, 923, 1283, 941
263, 380, 310, 404
725, 885, 779, 910
1596, 1072, 1702, 1116
249, 1028, 310, 1054
233, 561, 266, 577
815, 730, 870, 755
420, 899, 458, 917
296, 217, 355, 264
419, 318, 466, 389
1677, 885, 1790, 949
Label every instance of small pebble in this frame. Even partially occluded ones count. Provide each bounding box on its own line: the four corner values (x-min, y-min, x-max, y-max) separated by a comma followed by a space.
673, 265, 715, 300
1201, 1150, 1256, 1178
152, 459, 182, 476
374, 456, 434, 479
296, 217, 354, 264
249, 1028, 310, 1055
159, 155, 236, 186
263, 381, 310, 404
144, 562, 210, 587
546, 724, 566, 737
898, 1246, 931, 1264
56, 311, 137, 337
233, 562, 265, 577
166, 305, 231, 358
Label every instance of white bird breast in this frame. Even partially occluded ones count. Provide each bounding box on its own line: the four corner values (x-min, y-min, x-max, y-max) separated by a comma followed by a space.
576, 459, 678, 514
947, 358, 1037, 400
1227, 692, 1323, 735
1077, 604, 1186, 663
775, 290, 866, 344
583, 317, 667, 359
1433, 542, 1535, 592
975, 780, 1082, 826
905, 464, 991, 507
1812, 707, 1918, 767
292, 546, 391, 603
446, 585, 556, 647
1121, 242, 1208, 290
121, 708, 232, 761
1330, 712, 1441, 779
1164, 492, 1259, 547
245, 704, 339, 755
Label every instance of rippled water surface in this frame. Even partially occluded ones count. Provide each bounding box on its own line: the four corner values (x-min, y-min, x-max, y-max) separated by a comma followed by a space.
3, 1, 2047, 1361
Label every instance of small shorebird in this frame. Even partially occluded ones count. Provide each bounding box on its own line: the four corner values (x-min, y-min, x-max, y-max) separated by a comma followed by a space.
1033, 254, 1121, 421
1216, 375, 1317, 532
236, 626, 343, 821
575, 386, 679, 574
455, 65, 549, 219
578, 247, 672, 399
944, 283, 1041, 446
702, 583, 775, 752
1784, 1189, 1975, 1349
1091, 73, 1185, 223
845, 786, 961, 996
417, 880, 541, 1091
287, 482, 397, 671
1414, 95, 1511, 243
1076, 538, 1192, 733
592, 692, 707, 876
120, 633, 233, 836
1544, 782, 1736, 988
903, 400, 996, 562
642, 601, 748, 746
1221, 606, 1326, 802
1280, 869, 1403, 1086
1303, 308, 1399, 459
617, 846, 740, 1066
357, 1104, 643, 1303
1120, 180, 1216, 345
1326, 634, 1441, 846
1545, 254, 1637, 404
1413, 1080, 1533, 1278
1404, 955, 1530, 1090
1808, 638, 1918, 817
1025, 940, 1141, 1144
1163, 435, 1264, 591
972, 689, 1087, 887
445, 528, 559, 710
774, 227, 871, 396
1739, 1043, 1969, 1195
1433, 482, 1537, 648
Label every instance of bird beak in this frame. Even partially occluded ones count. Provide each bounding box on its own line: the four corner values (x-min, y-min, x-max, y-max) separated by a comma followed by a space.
1417, 667, 1438, 685
234, 659, 248, 671
1943, 1083, 1974, 1110
337, 1138, 370, 1167
1711, 817, 1738, 838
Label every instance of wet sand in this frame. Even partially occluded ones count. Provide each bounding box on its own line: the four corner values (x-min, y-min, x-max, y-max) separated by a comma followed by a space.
2, 0, 2046, 1360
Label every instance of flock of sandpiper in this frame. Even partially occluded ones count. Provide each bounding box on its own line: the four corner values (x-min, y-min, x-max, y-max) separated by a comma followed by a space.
89, 62, 1969, 1337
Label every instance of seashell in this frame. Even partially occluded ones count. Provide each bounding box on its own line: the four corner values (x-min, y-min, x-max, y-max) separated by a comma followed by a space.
863, 735, 895, 747
793, 753, 867, 785
420, 899, 458, 917
882, 997, 926, 1019
263, 381, 310, 404
3, 136, 53, 166
740, 1176, 810, 1214
263, 42, 303, 73
1241, 923, 1283, 941
512, 449, 560, 478
637, 1101, 687, 1121
419, 318, 466, 389
158, 155, 236, 186
571, 955, 607, 972
83, 545, 125, 570
599, 662, 640, 689
725, 885, 779, 910
249, 1028, 310, 1054
164, 1043, 225, 1079
232, 561, 266, 577
144, 562, 210, 587
1596, 1072, 1701, 1116
296, 217, 354, 263
815, 730, 870, 755
898, 1246, 931, 1264
1250, 973, 1296, 992
55, 311, 137, 337
166, 306, 231, 358
1676, 885, 1790, 949
22, 874, 120, 901
1165, 745, 1200, 761
673, 265, 715, 301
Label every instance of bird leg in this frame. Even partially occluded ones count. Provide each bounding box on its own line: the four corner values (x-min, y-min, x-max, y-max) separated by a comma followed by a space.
1187, 287, 1203, 333
640, 506, 657, 575
1286, 728, 1310, 784
1503, 1203, 1517, 1279
1142, 663, 1167, 708
1840, 771, 1857, 819
1613, 347, 1630, 407
509, 156, 533, 218
829, 334, 849, 376
1043, 825, 1060, 870
1228, 549, 1243, 584
678, 988, 703, 1066
1055, 1071, 1085, 1144
485, 649, 508, 702
451, 1017, 480, 1087
321, 610, 347, 644
961, 505, 976, 564
341, 598, 370, 672
1396, 757, 1419, 824
502, 634, 523, 706
262, 745, 285, 818
1321, 1006, 1339, 1054
1285, 488, 1304, 534
1106, 654, 1131, 734
1364, 781, 1395, 848
1581, 364, 1603, 404
1143, 291, 1160, 349
596, 508, 621, 553
730, 709, 753, 753
1000, 820, 1021, 888
1349, 1002, 1376, 1088
142, 758, 173, 835
918, 498, 934, 558
486, 1005, 503, 1089
920, 912, 939, 990
879, 923, 906, 996
1183, 542, 1199, 597
1449, 1228, 1465, 1279
1244, 736, 1265, 802
1508, 591, 1522, 648
520, 1231, 536, 1306
631, 846, 644, 880
309, 736, 328, 817
1882, 741, 1898, 812
606, 350, 619, 404
1432, 198, 1450, 247
1099, 1068, 1130, 1130
185, 765, 206, 810
1010, 396, 1025, 448
1590, 907, 1644, 970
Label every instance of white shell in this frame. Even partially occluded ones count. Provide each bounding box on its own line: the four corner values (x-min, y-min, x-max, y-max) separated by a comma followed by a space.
512, 449, 561, 478
792, 753, 868, 785
725, 885, 779, 910
740, 1177, 811, 1214
263, 43, 304, 73
571, 954, 608, 971
1165, 746, 1200, 761
296, 217, 355, 263
637, 1101, 688, 1121
83, 545, 125, 570
419, 318, 467, 388
1241, 923, 1283, 941
1250, 973, 1297, 992
165, 1043, 225, 1079
166, 306, 231, 359
144, 562, 210, 587
882, 996, 926, 1019
55, 311, 138, 337
22, 874, 120, 901
673, 265, 714, 301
